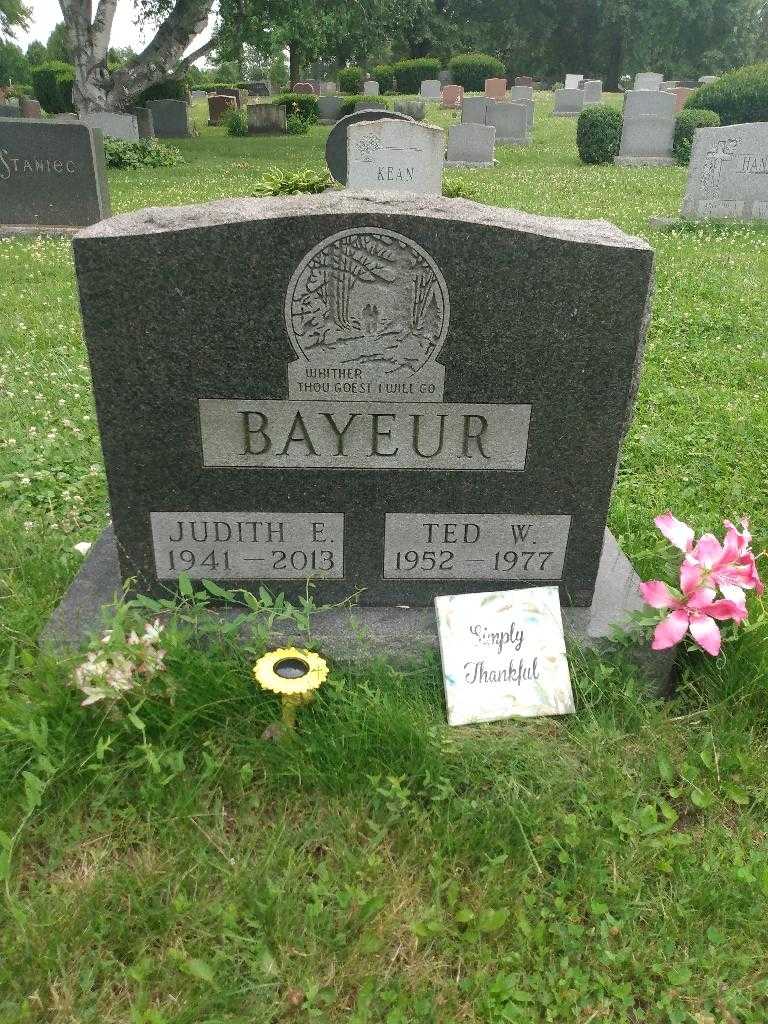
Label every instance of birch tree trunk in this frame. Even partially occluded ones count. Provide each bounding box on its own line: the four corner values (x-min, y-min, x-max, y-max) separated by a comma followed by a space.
59, 0, 216, 113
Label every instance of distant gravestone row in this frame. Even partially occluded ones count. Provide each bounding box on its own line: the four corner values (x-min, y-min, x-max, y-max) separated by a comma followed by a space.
462, 96, 530, 145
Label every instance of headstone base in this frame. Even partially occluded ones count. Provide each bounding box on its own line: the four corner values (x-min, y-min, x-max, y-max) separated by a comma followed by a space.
552, 111, 581, 118
0, 224, 81, 237
41, 526, 677, 694
614, 156, 677, 166
445, 160, 495, 168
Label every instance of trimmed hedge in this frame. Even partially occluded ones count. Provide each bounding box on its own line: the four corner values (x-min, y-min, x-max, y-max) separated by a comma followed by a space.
391, 58, 440, 94
448, 52, 504, 92
576, 104, 623, 164
673, 108, 720, 164
685, 63, 768, 125
272, 92, 318, 122
371, 63, 395, 92
338, 67, 363, 94
135, 77, 189, 106
31, 61, 75, 114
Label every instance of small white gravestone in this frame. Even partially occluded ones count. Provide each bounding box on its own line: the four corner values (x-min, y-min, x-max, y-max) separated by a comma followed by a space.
363, 80, 380, 96
420, 79, 442, 100
346, 118, 444, 195
564, 74, 583, 90
435, 587, 574, 726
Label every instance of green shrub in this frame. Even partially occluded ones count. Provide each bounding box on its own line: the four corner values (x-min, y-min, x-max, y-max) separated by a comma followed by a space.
31, 61, 75, 114
354, 97, 391, 109
207, 81, 239, 93
338, 67, 363, 94
673, 107, 721, 164
336, 96, 359, 118
685, 63, 768, 125
391, 57, 440, 94
223, 106, 249, 136
286, 111, 312, 134
6, 83, 32, 100
448, 52, 505, 92
576, 103, 623, 164
135, 77, 189, 106
103, 138, 184, 169
253, 167, 332, 196
371, 63, 395, 92
272, 91, 318, 122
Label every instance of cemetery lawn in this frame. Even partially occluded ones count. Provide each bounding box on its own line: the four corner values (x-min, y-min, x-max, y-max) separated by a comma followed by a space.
1, 95, 768, 1023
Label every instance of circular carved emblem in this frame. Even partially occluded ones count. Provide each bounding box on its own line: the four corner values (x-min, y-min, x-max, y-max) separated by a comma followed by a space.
285, 228, 450, 377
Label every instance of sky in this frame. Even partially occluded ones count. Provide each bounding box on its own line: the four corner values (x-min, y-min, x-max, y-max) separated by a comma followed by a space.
15, 1, 215, 58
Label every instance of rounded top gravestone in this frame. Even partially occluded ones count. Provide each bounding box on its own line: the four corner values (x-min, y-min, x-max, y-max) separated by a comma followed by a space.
325, 109, 413, 184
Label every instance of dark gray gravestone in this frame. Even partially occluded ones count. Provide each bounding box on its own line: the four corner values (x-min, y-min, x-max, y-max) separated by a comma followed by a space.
131, 106, 155, 139
68, 192, 653, 619
0, 119, 110, 233
325, 109, 413, 183
0, 104, 19, 117
146, 99, 190, 137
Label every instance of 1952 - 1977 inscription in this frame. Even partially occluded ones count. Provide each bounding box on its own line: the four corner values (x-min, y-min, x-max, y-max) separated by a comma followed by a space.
199, 400, 531, 471
383, 514, 571, 580
151, 512, 344, 580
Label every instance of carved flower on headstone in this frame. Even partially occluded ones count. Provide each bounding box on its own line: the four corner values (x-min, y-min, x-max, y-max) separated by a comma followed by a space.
355, 133, 383, 163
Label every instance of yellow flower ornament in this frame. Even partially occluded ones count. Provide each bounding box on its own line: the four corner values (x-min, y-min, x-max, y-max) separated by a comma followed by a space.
253, 647, 329, 730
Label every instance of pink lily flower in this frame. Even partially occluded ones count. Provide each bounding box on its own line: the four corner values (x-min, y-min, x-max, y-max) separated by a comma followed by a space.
640, 576, 747, 656
654, 512, 695, 553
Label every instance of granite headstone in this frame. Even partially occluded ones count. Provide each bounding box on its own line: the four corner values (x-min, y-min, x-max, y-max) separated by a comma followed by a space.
81, 111, 139, 141
583, 80, 603, 105
487, 102, 529, 144
515, 76, 533, 87
20, 98, 43, 118
615, 89, 676, 165
147, 99, 190, 137
0, 119, 110, 232
131, 106, 155, 139
208, 94, 236, 126
248, 103, 286, 134
672, 87, 694, 112
363, 81, 380, 97
553, 88, 584, 117
68, 192, 654, 628
507, 87, 534, 128
680, 122, 768, 221
461, 96, 492, 125
564, 74, 583, 90
318, 95, 343, 123
634, 72, 664, 91
325, 109, 413, 184
394, 99, 426, 121
419, 80, 442, 100
294, 82, 317, 95
346, 118, 444, 194
446, 122, 496, 167
484, 78, 507, 100
441, 85, 464, 109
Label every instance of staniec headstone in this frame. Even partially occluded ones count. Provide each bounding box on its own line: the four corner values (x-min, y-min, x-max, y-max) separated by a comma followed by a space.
346, 119, 444, 194
484, 78, 507, 101
0, 119, 110, 235
65, 192, 656, 664
615, 89, 676, 165
680, 123, 768, 221
634, 72, 664, 91
446, 122, 496, 167
441, 85, 464, 109
419, 80, 442, 100
147, 99, 191, 137
553, 88, 584, 117
208, 94, 236, 126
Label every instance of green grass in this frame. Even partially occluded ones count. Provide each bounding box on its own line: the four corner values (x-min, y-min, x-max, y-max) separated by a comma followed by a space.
1, 95, 768, 1023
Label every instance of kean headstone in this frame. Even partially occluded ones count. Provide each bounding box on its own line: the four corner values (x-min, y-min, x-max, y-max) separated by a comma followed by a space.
60, 192, 660, 665
484, 78, 507, 101
564, 74, 583, 90
615, 89, 676, 165
419, 80, 442, 100
346, 118, 444, 195
446, 122, 496, 167
583, 80, 603, 105
0, 119, 110, 234
553, 88, 584, 117
680, 123, 768, 221
248, 103, 286, 134
441, 85, 464, 109
81, 111, 139, 141
363, 81, 380, 97
147, 99, 190, 138
487, 102, 529, 145
325, 109, 413, 184
634, 72, 664, 91
461, 96, 492, 125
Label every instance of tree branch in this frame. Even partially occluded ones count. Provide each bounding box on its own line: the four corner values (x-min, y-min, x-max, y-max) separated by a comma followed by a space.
176, 34, 218, 71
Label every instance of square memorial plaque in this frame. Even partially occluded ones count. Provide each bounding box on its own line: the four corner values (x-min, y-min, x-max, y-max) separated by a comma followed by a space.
72, 192, 653, 608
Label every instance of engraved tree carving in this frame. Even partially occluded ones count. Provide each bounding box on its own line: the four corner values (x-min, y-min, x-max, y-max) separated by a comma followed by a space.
287, 229, 449, 376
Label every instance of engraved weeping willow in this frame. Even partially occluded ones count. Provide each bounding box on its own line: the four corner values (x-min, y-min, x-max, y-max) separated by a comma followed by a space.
288, 229, 448, 375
